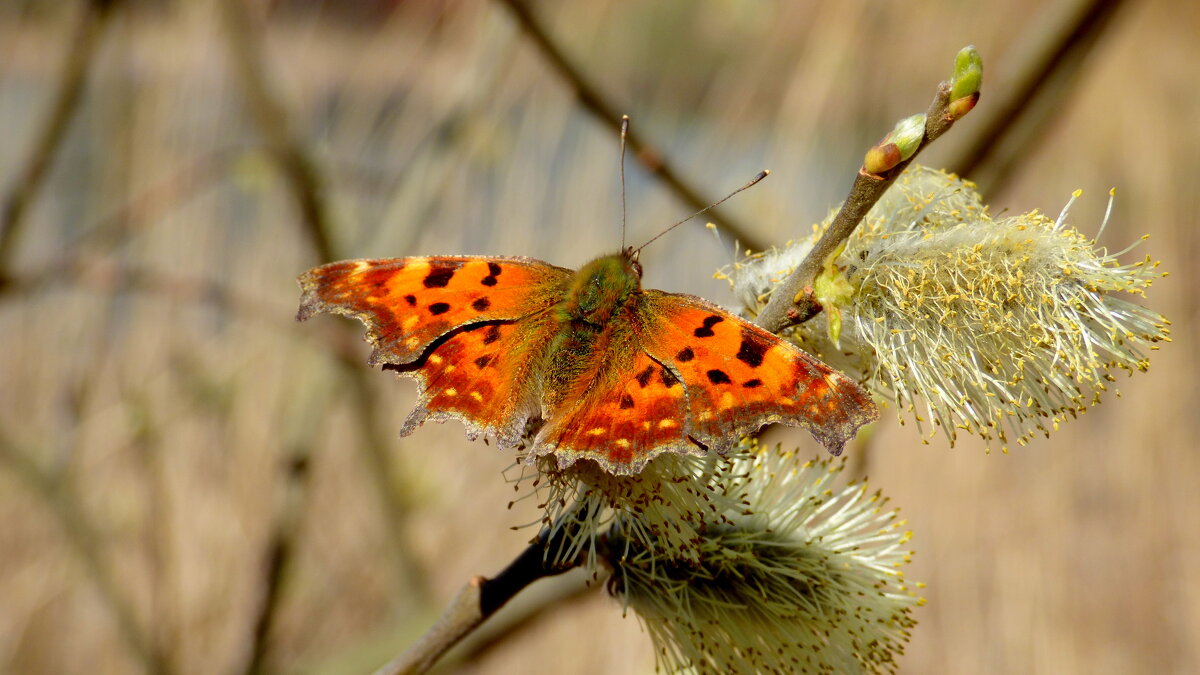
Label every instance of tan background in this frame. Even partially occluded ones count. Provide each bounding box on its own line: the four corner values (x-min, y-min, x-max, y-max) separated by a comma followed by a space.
0, 0, 1196, 673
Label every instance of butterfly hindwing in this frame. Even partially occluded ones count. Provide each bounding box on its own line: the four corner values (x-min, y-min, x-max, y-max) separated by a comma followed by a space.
633, 290, 878, 456
535, 346, 694, 472
386, 316, 557, 448
297, 256, 572, 365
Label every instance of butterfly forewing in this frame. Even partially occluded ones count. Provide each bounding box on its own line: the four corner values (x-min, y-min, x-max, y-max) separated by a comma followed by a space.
297, 256, 572, 365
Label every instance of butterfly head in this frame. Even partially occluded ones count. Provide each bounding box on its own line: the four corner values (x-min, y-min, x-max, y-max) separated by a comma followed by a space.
562, 251, 642, 326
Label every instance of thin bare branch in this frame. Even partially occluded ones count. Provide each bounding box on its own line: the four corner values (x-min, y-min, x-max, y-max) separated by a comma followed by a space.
754, 82, 961, 334
945, 0, 1127, 195
372, 531, 585, 675
495, 0, 766, 251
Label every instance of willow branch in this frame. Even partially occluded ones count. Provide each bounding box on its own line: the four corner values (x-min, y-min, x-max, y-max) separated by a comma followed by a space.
0, 0, 121, 277
754, 82, 960, 334
495, 0, 766, 251
945, 0, 1126, 194
372, 531, 586, 675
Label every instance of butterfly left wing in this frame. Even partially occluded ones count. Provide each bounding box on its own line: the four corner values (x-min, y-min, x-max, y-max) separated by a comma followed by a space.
297, 256, 571, 365
632, 290, 877, 456
297, 256, 572, 448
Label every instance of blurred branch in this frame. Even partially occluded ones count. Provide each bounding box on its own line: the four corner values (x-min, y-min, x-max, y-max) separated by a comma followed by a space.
0, 434, 170, 675
218, 3, 432, 670
755, 64, 971, 334
944, 0, 1127, 195
372, 530, 586, 675
244, 449, 312, 675
0, 0, 122, 277
495, 0, 766, 252
218, 0, 336, 262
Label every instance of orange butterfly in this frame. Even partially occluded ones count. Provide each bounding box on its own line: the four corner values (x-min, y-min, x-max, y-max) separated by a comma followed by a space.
297, 249, 877, 475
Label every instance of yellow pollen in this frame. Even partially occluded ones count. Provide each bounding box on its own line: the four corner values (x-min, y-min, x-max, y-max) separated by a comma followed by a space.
444, 365, 456, 373
405, 337, 420, 348
587, 428, 606, 436
614, 439, 631, 448
698, 411, 713, 422
642, 421, 651, 430
402, 315, 420, 331
428, 354, 443, 365
658, 419, 677, 429
470, 391, 483, 402
444, 388, 457, 396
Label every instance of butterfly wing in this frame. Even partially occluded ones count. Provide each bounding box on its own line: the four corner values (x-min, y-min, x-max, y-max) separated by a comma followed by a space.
534, 337, 695, 473
634, 290, 877, 455
298, 256, 572, 446
298, 256, 571, 364
533, 289, 877, 474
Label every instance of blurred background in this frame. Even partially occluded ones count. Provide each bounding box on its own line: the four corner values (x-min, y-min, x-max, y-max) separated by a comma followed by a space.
0, 0, 1196, 673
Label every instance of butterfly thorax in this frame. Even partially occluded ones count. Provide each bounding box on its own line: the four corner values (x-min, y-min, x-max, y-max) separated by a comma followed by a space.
543, 253, 643, 405
554, 253, 641, 326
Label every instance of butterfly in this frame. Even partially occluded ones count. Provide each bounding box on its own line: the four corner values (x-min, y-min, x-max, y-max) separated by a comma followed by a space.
297, 248, 877, 475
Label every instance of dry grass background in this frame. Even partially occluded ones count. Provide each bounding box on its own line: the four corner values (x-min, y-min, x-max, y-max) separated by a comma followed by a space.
0, 0, 1197, 673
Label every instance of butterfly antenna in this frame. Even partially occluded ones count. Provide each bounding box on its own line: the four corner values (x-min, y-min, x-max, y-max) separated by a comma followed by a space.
619, 115, 630, 251
633, 169, 769, 255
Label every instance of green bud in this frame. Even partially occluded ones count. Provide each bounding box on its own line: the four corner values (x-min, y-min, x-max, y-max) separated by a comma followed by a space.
890, 113, 926, 160
951, 45, 983, 101
863, 113, 926, 174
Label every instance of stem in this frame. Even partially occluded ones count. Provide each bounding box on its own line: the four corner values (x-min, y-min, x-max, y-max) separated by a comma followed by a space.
372, 532, 583, 675
754, 81, 960, 334
495, 0, 766, 252
946, 0, 1126, 195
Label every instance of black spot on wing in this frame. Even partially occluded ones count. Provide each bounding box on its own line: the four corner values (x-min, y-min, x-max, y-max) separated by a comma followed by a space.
472, 297, 491, 311
694, 315, 724, 338
619, 394, 635, 409
742, 378, 763, 389
635, 365, 655, 387
423, 263, 459, 288
706, 369, 732, 385
428, 302, 450, 315
403, 294, 417, 306
676, 347, 694, 362
474, 355, 493, 369
736, 328, 768, 368
480, 262, 502, 287
482, 324, 502, 345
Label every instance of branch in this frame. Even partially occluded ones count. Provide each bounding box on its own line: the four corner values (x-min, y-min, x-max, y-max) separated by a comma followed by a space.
218, 3, 434, 668
754, 50, 978, 334
371, 531, 587, 675
0, 0, 121, 276
495, 0, 766, 252
945, 0, 1126, 195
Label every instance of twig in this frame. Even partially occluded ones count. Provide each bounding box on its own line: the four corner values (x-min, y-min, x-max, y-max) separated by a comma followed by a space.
217, 0, 336, 262
218, 2, 433, 668
495, 0, 766, 252
372, 531, 584, 675
754, 82, 960, 334
0, 0, 121, 277
944, 0, 1126, 195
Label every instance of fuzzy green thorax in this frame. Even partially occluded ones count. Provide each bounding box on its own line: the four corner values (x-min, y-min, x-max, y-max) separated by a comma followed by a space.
556, 252, 642, 326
